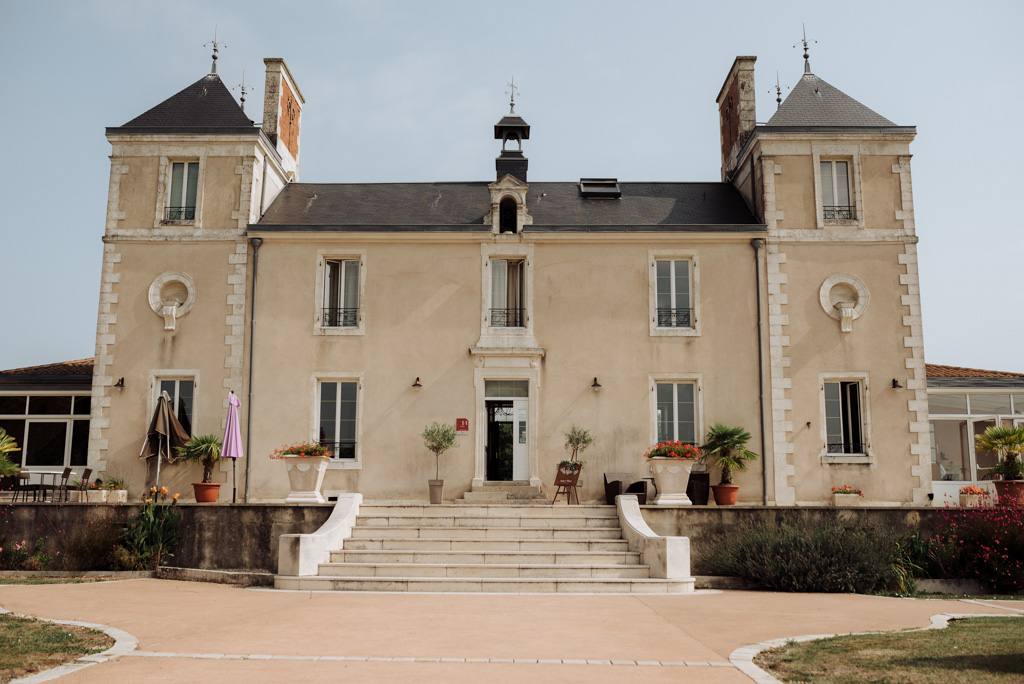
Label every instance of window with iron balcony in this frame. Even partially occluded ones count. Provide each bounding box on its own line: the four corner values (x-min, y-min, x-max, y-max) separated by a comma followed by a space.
820, 160, 855, 221
166, 161, 198, 221
323, 259, 360, 328
490, 258, 525, 327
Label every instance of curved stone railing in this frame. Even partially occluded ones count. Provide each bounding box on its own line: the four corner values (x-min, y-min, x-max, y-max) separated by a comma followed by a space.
277, 493, 362, 576
615, 494, 692, 581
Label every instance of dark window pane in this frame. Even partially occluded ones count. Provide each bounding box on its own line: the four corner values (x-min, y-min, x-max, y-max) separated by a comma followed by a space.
0, 396, 26, 415
73, 396, 91, 415
70, 420, 89, 466
29, 396, 72, 415
0, 420, 25, 466
25, 422, 67, 467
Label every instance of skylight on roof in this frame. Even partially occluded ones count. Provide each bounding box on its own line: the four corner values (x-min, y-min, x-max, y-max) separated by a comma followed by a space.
579, 178, 621, 199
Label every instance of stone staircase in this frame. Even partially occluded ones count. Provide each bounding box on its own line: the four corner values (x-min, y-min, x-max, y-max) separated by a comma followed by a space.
459, 481, 548, 503
274, 503, 694, 593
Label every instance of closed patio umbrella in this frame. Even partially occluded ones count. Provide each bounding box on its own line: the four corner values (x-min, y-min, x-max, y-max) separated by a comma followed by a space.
221, 391, 244, 503
139, 391, 190, 489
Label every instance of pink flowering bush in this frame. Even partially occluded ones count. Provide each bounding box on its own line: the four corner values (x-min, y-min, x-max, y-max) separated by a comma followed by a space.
927, 504, 1024, 593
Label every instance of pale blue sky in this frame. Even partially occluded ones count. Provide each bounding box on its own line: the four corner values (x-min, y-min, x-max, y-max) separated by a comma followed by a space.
2, 0, 1022, 371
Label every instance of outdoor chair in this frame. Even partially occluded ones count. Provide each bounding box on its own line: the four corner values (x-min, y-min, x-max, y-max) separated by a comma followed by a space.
75, 468, 92, 501
603, 472, 647, 505
13, 471, 39, 503
41, 467, 73, 502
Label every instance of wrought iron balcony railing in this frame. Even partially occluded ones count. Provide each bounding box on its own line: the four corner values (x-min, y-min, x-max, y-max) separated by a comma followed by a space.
826, 442, 865, 454
322, 308, 359, 327
656, 308, 693, 328
165, 206, 196, 221
318, 440, 356, 459
489, 308, 525, 327
823, 205, 855, 220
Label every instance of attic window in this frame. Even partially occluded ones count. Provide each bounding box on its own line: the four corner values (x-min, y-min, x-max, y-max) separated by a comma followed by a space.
579, 178, 621, 199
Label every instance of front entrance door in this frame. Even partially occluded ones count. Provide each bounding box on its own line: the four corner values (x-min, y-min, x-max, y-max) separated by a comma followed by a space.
485, 399, 528, 481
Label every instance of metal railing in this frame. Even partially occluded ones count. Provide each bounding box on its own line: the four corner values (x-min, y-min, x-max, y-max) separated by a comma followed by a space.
165, 206, 196, 221
826, 442, 865, 454
489, 308, 525, 327
322, 308, 359, 327
823, 205, 855, 220
318, 440, 356, 460
656, 308, 693, 328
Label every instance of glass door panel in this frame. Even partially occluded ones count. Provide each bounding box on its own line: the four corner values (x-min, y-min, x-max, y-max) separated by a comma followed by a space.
972, 418, 997, 481
930, 420, 969, 481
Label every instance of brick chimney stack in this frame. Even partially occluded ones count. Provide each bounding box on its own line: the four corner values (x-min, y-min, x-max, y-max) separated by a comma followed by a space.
716, 56, 757, 182
262, 58, 305, 179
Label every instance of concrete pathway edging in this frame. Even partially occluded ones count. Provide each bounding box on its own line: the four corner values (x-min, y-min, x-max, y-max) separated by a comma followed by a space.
729, 609, 1024, 683
0, 605, 138, 684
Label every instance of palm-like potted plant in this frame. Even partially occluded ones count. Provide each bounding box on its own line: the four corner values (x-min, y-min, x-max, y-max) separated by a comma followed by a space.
422, 422, 457, 504
975, 425, 1024, 506
700, 423, 759, 506
175, 434, 223, 503
0, 429, 21, 495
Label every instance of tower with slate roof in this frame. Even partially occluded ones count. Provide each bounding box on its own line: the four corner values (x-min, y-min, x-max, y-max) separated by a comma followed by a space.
718, 48, 929, 506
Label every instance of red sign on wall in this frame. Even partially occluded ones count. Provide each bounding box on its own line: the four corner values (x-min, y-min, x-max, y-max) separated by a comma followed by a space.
456, 418, 469, 434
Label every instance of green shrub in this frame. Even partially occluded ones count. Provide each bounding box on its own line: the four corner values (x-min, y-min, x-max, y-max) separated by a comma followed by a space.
696, 515, 909, 593
118, 489, 181, 570
924, 505, 1024, 593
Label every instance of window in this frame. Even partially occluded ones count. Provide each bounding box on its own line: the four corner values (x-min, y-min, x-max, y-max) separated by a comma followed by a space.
323, 259, 360, 328
824, 381, 864, 454
167, 162, 199, 220
0, 394, 90, 469
655, 259, 692, 328
499, 197, 517, 233
820, 160, 853, 220
655, 382, 697, 444
490, 259, 524, 327
158, 379, 194, 436
318, 381, 358, 460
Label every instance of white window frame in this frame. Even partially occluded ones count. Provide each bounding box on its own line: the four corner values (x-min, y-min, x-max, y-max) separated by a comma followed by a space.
811, 145, 864, 229
649, 250, 700, 337
479, 243, 536, 347
311, 373, 363, 470
819, 372, 872, 464
0, 393, 91, 471
155, 156, 205, 227
314, 250, 366, 336
649, 374, 703, 446
149, 370, 199, 437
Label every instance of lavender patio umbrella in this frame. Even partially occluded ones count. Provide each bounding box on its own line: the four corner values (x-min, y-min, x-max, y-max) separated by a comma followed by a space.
221, 391, 244, 503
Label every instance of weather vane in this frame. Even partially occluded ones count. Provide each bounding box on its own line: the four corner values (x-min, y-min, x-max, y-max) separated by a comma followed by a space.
505, 78, 519, 114
234, 70, 252, 112
771, 71, 790, 108
204, 25, 226, 74
793, 23, 817, 73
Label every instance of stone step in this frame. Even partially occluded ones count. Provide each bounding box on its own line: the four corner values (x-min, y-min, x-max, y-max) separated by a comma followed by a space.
357, 504, 617, 518
349, 526, 623, 540
470, 482, 543, 493
318, 563, 651, 579
460, 491, 549, 502
275, 575, 695, 594
342, 537, 631, 552
355, 514, 621, 529
328, 549, 643, 565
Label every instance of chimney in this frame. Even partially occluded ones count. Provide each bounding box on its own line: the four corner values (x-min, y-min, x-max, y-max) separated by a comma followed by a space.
716, 56, 756, 182
262, 58, 305, 178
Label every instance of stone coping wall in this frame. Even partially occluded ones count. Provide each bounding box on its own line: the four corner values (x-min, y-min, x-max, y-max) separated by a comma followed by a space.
1, 503, 935, 574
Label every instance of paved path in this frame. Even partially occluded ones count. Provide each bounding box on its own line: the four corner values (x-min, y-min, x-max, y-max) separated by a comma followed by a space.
1, 580, 1021, 683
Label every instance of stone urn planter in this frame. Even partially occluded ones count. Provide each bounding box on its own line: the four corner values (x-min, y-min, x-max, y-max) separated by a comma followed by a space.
831, 493, 861, 507
85, 489, 107, 503
107, 489, 128, 504
994, 480, 1024, 507
959, 493, 982, 507
648, 457, 694, 505
282, 455, 331, 503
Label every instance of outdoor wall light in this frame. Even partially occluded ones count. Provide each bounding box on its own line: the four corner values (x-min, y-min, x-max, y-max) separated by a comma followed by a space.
591, 377, 602, 392
114, 378, 125, 390
891, 378, 903, 389
412, 377, 422, 388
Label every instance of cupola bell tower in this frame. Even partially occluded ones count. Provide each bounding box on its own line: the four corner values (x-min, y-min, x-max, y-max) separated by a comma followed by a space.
494, 81, 530, 182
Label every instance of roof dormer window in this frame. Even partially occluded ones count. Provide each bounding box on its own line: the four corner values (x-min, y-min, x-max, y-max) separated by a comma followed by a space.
499, 197, 518, 233
579, 178, 621, 199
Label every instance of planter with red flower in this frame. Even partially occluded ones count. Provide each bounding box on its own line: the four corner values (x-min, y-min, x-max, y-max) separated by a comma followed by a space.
644, 441, 700, 505
272, 442, 333, 503
958, 485, 986, 508
831, 485, 863, 507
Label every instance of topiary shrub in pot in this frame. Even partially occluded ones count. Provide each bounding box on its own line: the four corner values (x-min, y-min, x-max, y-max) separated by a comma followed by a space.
422, 422, 457, 504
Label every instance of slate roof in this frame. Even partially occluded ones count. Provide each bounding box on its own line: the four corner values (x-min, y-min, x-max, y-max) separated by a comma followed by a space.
766, 71, 896, 127
107, 74, 256, 135
254, 182, 761, 231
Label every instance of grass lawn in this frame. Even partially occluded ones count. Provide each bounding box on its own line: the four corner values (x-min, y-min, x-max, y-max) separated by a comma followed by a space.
755, 616, 1024, 683
0, 613, 113, 683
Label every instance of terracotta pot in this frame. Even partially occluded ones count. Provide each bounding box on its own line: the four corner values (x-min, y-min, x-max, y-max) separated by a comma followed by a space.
831, 493, 861, 507
993, 480, 1024, 507
192, 482, 221, 503
711, 484, 739, 506
959, 493, 982, 508
648, 458, 694, 505
428, 479, 444, 505
281, 455, 331, 503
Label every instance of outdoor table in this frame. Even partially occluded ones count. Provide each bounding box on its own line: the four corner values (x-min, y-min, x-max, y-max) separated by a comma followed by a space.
29, 470, 68, 502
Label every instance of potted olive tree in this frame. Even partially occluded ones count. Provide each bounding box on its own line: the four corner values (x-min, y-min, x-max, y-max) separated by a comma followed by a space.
175, 434, 223, 503
700, 423, 759, 506
975, 425, 1024, 506
558, 425, 594, 480
422, 422, 457, 504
